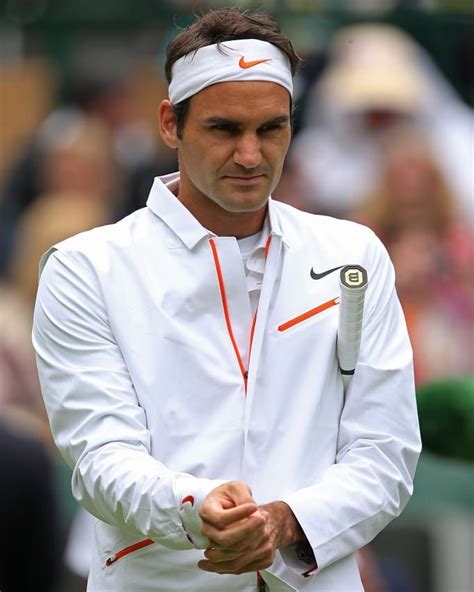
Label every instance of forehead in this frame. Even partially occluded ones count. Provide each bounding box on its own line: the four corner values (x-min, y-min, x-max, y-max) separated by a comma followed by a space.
187, 81, 291, 122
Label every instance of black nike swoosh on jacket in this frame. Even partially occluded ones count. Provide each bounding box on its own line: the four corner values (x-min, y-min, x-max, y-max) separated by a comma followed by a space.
310, 265, 344, 280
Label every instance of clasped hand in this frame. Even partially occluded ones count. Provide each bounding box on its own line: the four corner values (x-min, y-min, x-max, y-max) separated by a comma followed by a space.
197, 481, 288, 575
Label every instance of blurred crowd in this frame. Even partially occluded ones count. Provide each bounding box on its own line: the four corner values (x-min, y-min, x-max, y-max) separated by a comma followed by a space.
0, 17, 472, 592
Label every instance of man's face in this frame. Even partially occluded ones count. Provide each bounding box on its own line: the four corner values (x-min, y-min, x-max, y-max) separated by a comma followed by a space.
169, 81, 292, 221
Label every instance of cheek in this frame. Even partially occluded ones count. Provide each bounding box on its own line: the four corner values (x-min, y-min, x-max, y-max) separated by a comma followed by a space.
266, 131, 291, 158
199, 144, 235, 181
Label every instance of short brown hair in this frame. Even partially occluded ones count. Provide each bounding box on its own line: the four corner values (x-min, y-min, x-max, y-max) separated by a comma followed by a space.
165, 8, 302, 136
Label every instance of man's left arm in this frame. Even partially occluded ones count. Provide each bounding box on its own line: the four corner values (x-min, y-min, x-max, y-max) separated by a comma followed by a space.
278, 234, 421, 576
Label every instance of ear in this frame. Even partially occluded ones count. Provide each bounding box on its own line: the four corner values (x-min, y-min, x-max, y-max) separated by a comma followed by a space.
159, 100, 179, 149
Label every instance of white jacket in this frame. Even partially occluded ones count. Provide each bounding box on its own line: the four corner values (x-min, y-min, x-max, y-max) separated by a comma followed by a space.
33, 173, 421, 591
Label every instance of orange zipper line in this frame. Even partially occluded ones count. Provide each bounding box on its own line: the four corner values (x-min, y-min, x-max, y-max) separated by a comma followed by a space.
209, 238, 248, 387
249, 312, 258, 356
278, 297, 339, 332
105, 538, 154, 567
264, 234, 272, 259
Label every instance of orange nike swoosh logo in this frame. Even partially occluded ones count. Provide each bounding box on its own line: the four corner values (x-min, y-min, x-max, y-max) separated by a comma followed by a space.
239, 56, 272, 69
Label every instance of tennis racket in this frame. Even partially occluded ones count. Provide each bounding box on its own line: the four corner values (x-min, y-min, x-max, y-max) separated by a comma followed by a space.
337, 265, 368, 391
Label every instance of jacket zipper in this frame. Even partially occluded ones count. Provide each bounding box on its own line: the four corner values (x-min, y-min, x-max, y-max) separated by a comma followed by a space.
105, 538, 154, 567
209, 236, 272, 394
209, 238, 248, 389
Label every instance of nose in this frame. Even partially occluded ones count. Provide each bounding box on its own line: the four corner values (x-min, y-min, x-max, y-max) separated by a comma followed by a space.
233, 133, 262, 170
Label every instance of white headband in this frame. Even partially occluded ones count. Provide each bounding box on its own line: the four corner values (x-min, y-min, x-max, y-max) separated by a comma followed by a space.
169, 39, 293, 104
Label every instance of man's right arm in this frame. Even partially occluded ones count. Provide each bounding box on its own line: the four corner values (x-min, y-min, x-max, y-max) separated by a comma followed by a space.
32, 248, 224, 550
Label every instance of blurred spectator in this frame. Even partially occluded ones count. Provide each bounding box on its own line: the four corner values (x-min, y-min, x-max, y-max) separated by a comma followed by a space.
0, 192, 109, 433
68, 45, 161, 175
357, 546, 389, 592
64, 507, 95, 590
0, 114, 113, 429
37, 112, 117, 203
353, 128, 456, 242
0, 59, 176, 276
0, 191, 109, 592
353, 130, 474, 384
278, 24, 474, 222
0, 109, 117, 273
0, 420, 61, 592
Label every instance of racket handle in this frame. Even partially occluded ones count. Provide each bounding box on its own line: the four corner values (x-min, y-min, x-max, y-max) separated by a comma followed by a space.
337, 265, 368, 389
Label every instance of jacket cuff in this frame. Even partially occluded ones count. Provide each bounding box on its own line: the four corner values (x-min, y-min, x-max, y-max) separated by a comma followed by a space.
174, 476, 227, 548
280, 543, 318, 578
280, 490, 322, 577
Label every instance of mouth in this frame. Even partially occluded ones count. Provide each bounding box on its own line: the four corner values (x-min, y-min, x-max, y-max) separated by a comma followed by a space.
223, 174, 266, 186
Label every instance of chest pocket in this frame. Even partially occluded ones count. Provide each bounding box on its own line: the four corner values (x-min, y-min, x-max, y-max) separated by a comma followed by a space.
277, 297, 339, 334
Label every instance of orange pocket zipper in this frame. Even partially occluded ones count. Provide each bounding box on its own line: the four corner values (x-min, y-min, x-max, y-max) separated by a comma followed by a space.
105, 538, 154, 567
278, 297, 339, 332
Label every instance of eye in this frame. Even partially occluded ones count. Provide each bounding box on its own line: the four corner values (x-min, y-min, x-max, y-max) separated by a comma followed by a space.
209, 123, 239, 134
258, 121, 287, 134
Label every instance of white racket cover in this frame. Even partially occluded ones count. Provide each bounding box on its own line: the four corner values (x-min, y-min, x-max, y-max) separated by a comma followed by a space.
337, 265, 368, 389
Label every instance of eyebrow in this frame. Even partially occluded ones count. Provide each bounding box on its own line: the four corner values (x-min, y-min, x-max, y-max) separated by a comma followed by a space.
204, 115, 290, 128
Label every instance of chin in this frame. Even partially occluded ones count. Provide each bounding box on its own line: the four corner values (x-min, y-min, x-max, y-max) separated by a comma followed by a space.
222, 199, 269, 214
217, 189, 270, 213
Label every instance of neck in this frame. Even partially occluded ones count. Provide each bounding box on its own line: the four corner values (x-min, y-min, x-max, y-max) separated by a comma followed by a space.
176, 186, 268, 239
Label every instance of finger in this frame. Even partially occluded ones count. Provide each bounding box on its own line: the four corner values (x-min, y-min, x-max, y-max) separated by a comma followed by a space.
202, 511, 267, 548
204, 547, 242, 562
205, 521, 269, 557
204, 530, 267, 561
198, 543, 274, 575
200, 501, 258, 529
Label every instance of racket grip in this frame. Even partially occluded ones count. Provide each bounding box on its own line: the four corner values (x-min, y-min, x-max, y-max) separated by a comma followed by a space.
337, 266, 368, 386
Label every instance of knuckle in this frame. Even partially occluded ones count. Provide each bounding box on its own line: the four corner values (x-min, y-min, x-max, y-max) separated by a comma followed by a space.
260, 529, 271, 542
199, 507, 210, 521
265, 541, 274, 552
260, 543, 275, 561
233, 480, 252, 495
252, 514, 266, 528
237, 539, 250, 552
214, 533, 232, 548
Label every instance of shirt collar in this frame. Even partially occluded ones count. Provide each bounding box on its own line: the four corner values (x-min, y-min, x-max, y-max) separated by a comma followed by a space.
146, 173, 210, 249
146, 172, 292, 250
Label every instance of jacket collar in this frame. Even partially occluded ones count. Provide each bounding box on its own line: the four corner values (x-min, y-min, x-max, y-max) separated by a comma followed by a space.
146, 172, 292, 250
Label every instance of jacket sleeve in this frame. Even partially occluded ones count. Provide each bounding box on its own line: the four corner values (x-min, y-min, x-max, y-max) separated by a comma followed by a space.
281, 231, 421, 575
32, 248, 222, 550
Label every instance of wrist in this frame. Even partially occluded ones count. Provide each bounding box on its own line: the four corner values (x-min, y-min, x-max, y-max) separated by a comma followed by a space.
260, 501, 307, 548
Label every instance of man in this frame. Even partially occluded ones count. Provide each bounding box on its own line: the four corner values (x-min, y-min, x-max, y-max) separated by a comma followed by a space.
33, 8, 421, 592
